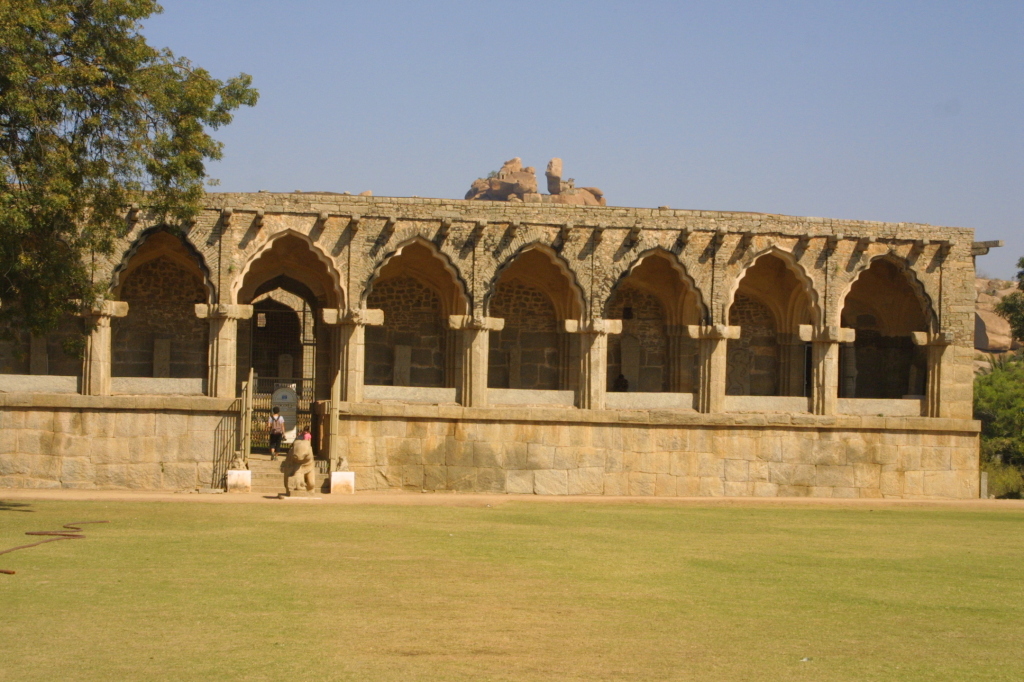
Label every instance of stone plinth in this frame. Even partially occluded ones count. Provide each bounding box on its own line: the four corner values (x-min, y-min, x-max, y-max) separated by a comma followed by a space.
226, 469, 251, 493
330, 471, 356, 494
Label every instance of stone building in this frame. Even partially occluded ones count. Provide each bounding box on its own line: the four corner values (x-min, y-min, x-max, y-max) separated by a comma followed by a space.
0, 163, 997, 498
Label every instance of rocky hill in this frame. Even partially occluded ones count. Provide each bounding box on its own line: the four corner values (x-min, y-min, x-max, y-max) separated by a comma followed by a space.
975, 277, 1020, 353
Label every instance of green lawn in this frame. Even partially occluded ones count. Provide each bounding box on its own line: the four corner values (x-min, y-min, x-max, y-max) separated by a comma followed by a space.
1, 498, 1022, 681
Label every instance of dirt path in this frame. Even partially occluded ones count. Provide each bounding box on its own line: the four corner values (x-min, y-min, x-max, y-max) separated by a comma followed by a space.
2, 487, 1022, 510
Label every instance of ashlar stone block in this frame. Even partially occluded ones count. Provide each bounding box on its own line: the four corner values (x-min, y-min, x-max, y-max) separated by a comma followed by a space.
533, 469, 568, 495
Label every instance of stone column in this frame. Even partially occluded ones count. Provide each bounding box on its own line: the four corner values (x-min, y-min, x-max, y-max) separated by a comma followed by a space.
840, 342, 858, 398
449, 315, 504, 407
912, 331, 954, 418
322, 308, 384, 404
195, 303, 254, 399
81, 301, 129, 396
565, 319, 623, 410
799, 325, 856, 416
684, 324, 741, 413
777, 333, 806, 397
666, 326, 691, 393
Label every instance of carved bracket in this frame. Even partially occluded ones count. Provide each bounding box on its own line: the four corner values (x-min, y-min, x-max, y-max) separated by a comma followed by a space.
79, 300, 129, 319
911, 330, 954, 347
798, 324, 856, 344
683, 324, 741, 340
448, 315, 505, 332
322, 307, 385, 326
195, 303, 253, 320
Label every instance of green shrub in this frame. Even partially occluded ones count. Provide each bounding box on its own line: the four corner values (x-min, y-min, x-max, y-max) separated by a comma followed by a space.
974, 353, 1024, 497
981, 460, 1024, 499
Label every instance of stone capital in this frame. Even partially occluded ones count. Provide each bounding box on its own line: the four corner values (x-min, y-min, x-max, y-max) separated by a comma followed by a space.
911, 330, 954, 347
448, 314, 505, 332
798, 324, 856, 344
78, 300, 129, 318
684, 324, 741, 340
322, 308, 384, 327
195, 303, 254, 320
563, 318, 623, 335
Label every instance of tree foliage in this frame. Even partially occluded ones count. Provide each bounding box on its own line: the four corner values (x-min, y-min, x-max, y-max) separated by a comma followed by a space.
974, 353, 1024, 468
994, 256, 1024, 344
0, 0, 257, 334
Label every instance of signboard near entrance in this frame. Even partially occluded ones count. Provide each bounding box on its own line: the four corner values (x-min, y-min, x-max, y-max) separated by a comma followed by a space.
271, 385, 298, 443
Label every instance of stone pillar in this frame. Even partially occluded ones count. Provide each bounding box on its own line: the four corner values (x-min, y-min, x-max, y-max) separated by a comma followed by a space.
81, 301, 129, 396
840, 342, 858, 398
666, 326, 690, 393
912, 331, 954, 418
565, 319, 623, 410
684, 324, 741, 413
777, 333, 807, 397
320, 308, 384, 467
322, 308, 384, 404
449, 315, 505, 407
195, 303, 254, 399
799, 325, 856, 416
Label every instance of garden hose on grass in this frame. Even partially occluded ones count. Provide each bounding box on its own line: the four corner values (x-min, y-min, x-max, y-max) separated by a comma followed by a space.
0, 521, 109, 575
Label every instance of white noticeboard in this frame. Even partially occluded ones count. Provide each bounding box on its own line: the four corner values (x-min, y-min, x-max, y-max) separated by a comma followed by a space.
271, 385, 298, 443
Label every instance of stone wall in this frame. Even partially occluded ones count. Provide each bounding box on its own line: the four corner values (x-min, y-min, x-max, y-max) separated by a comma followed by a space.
488, 281, 562, 389
727, 293, 779, 396
113, 256, 208, 378
365, 276, 446, 387
334, 403, 980, 499
0, 395, 236, 490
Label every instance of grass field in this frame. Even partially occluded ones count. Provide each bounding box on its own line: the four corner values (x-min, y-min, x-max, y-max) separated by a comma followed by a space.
2, 497, 1023, 681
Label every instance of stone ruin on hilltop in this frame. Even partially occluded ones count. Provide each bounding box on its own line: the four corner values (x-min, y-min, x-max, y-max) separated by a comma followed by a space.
465, 157, 606, 206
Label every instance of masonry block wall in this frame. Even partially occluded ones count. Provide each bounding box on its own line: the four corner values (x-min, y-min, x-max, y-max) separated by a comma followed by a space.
330, 404, 980, 499
366, 276, 446, 387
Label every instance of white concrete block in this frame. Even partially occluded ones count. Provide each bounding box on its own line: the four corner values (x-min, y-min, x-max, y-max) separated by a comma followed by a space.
226, 469, 251, 493
330, 471, 355, 494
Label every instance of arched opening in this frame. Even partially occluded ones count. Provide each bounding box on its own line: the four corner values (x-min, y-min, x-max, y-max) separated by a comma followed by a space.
605, 251, 703, 393
364, 240, 469, 387
112, 230, 210, 379
235, 233, 344, 454
486, 246, 583, 390
840, 258, 930, 399
726, 253, 815, 396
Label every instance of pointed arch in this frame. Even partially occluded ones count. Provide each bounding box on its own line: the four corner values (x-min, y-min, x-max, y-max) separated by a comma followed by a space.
605, 248, 706, 326
361, 236, 470, 317
724, 246, 820, 328
838, 254, 934, 399
603, 249, 707, 394
232, 229, 345, 308
112, 226, 213, 301
485, 242, 585, 321
836, 253, 936, 333
110, 227, 211, 379
724, 249, 819, 398
362, 237, 470, 388
485, 243, 584, 391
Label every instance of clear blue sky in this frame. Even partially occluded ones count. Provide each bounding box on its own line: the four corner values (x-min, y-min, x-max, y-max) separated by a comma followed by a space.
144, 1, 1023, 278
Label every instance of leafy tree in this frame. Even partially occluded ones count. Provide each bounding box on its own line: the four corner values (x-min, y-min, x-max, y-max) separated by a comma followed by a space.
995, 256, 1024, 344
974, 353, 1024, 497
0, 0, 258, 335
